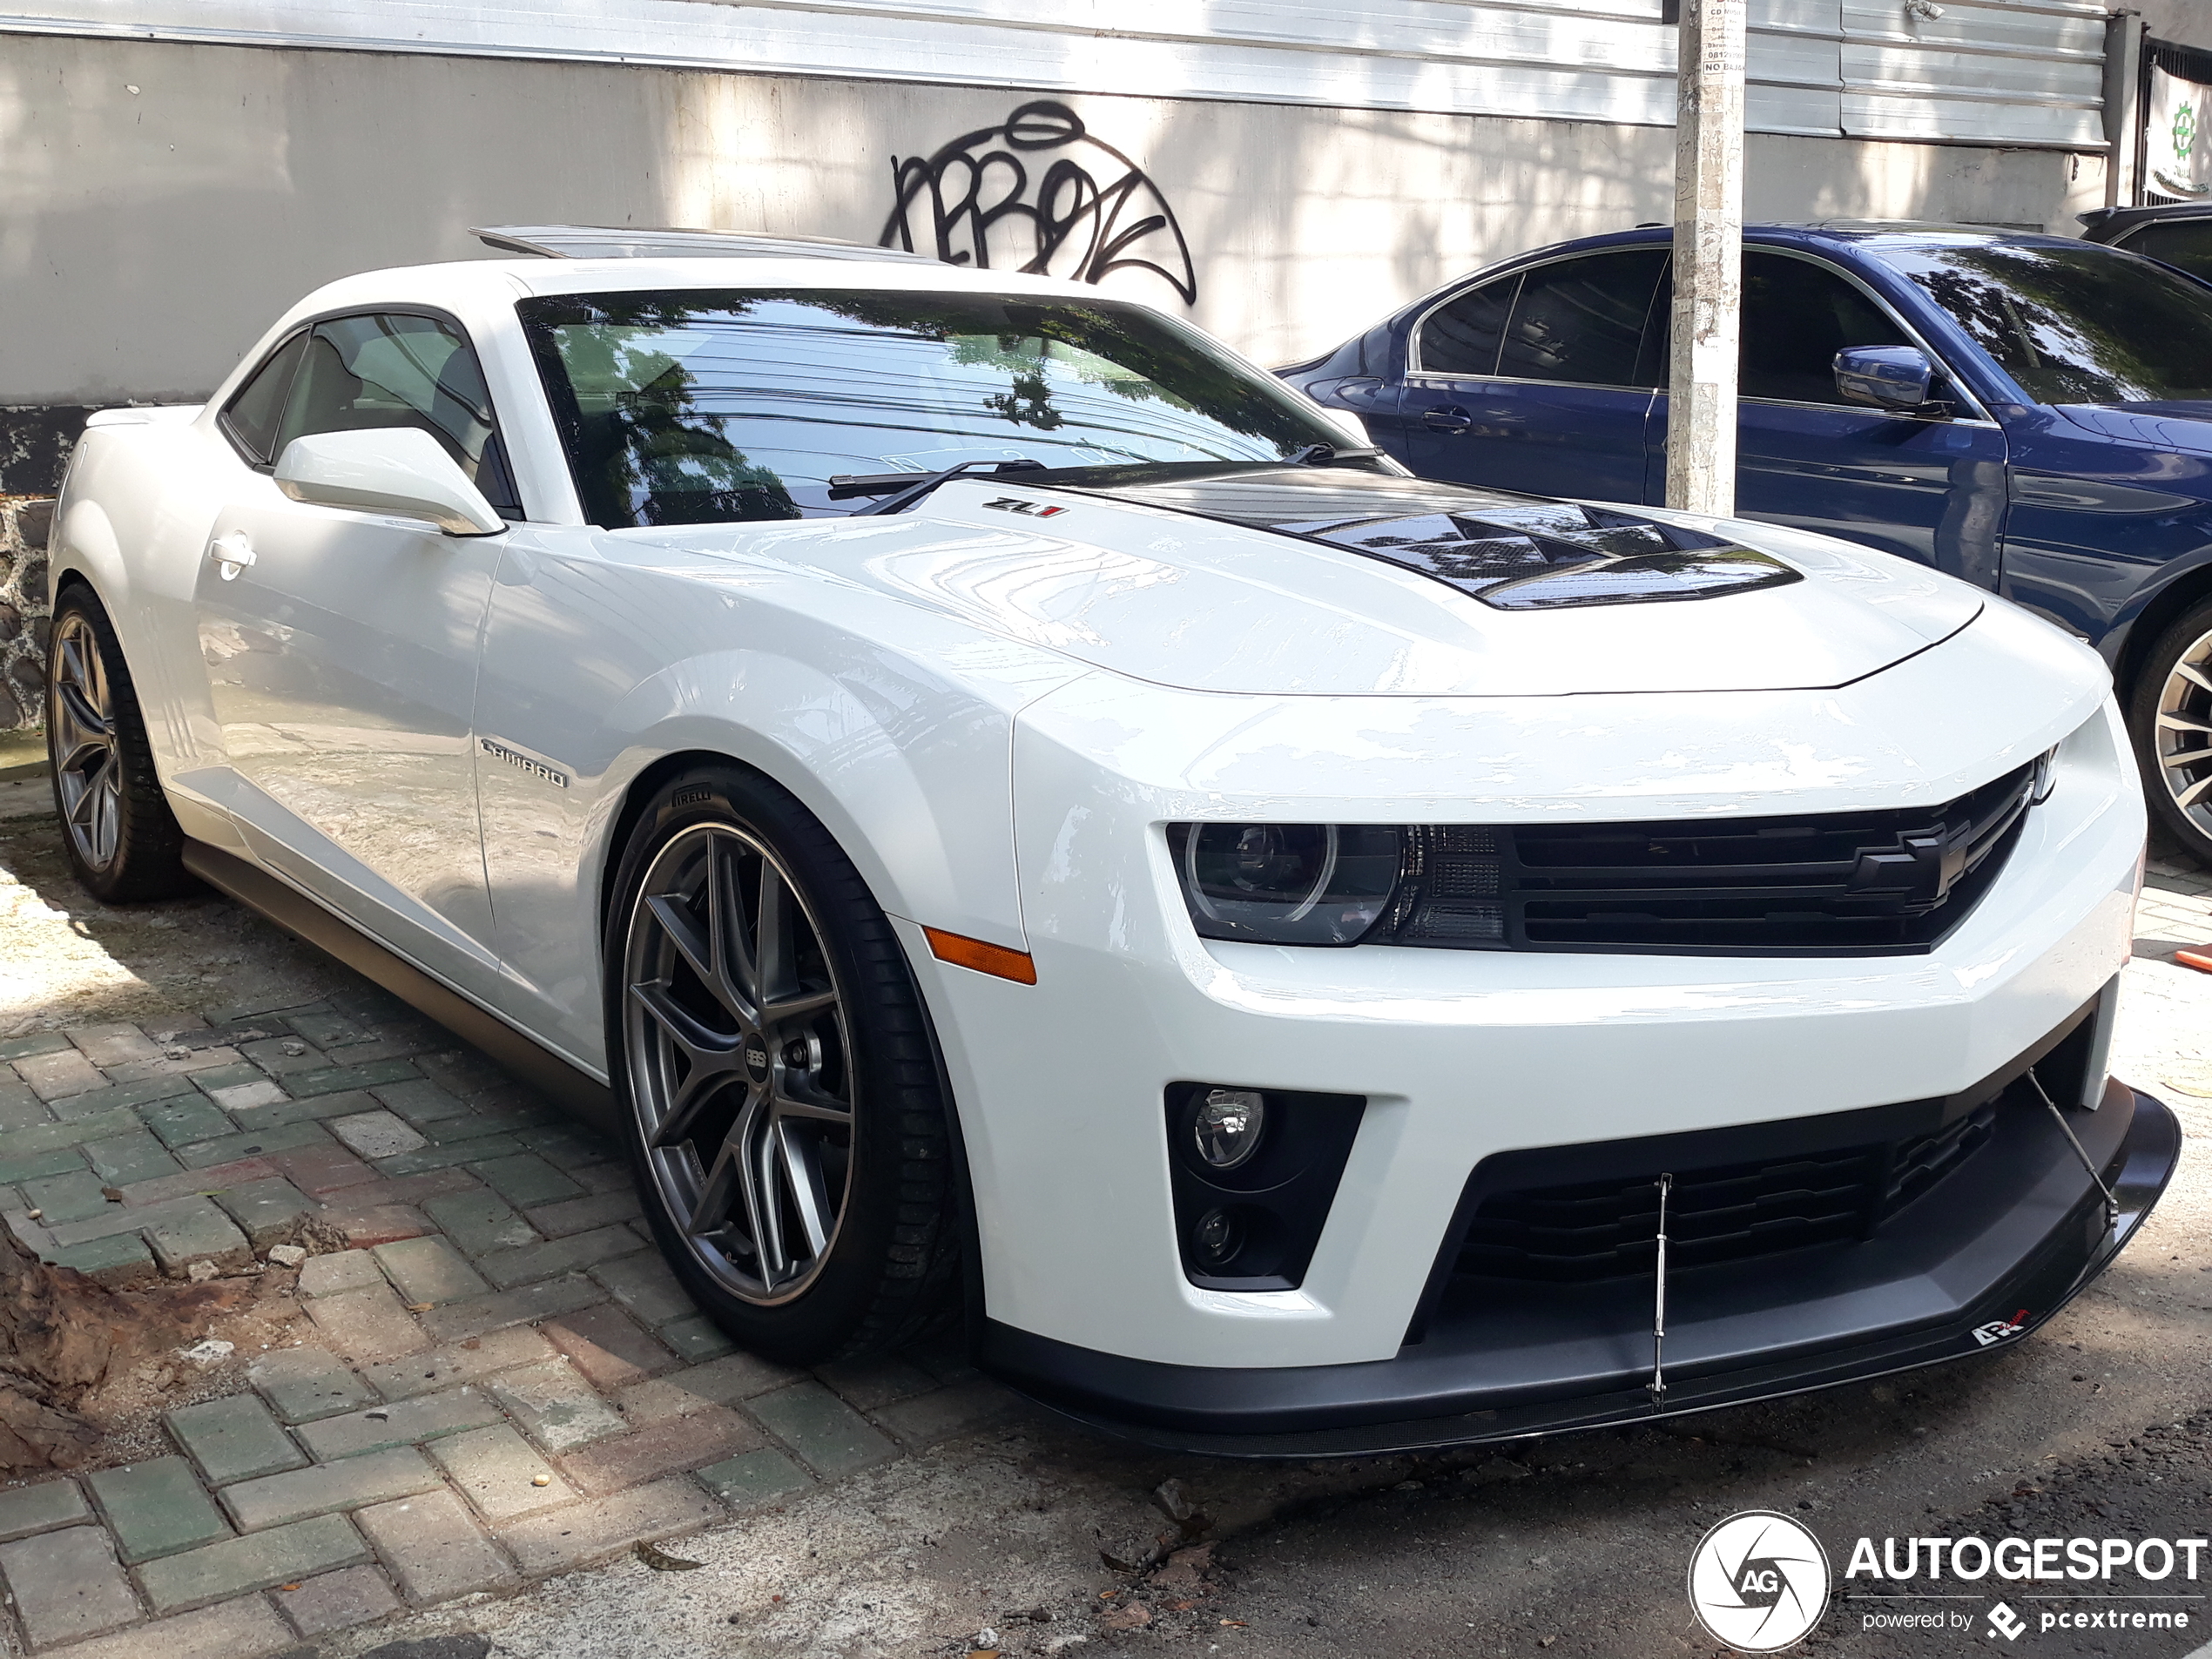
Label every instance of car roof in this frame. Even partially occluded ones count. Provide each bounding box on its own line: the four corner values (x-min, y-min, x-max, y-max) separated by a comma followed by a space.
472, 224, 938, 262
2078, 202, 2212, 242
269, 253, 1126, 333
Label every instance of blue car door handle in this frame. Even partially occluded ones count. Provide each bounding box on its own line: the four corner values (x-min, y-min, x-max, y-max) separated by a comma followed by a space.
1423, 405, 1474, 435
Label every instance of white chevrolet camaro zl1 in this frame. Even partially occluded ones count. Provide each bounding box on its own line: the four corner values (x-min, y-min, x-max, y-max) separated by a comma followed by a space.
44, 247, 2177, 1453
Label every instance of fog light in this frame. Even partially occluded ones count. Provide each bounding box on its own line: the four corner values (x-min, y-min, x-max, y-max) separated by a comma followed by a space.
1194, 1088, 1266, 1170
1192, 1207, 1242, 1266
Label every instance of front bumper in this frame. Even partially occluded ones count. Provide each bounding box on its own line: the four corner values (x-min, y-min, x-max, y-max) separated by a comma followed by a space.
981, 1078, 2179, 1457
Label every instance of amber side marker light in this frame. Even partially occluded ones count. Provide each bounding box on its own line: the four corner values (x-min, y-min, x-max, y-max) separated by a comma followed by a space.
924, 927, 1038, 985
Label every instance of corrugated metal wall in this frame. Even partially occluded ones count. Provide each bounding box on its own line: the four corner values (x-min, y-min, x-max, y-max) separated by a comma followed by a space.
0, 0, 2111, 145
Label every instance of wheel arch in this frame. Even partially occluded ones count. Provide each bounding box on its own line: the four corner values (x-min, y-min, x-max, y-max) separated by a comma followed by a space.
2109, 546, 2212, 699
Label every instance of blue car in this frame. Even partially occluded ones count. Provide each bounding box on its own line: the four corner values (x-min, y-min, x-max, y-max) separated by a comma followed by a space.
1279, 224, 2212, 866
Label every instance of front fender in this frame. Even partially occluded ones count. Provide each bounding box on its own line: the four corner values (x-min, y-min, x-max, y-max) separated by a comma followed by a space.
469, 529, 1088, 1068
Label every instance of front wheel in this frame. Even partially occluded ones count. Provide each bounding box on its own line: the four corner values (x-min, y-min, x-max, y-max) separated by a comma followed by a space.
2131, 597, 2212, 867
604, 763, 961, 1364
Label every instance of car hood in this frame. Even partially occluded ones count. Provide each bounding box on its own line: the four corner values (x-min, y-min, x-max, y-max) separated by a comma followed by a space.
2052, 401, 2212, 462
637, 468, 1984, 697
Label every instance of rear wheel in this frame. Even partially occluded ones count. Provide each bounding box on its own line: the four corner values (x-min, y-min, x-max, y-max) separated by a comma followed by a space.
605, 763, 960, 1363
45, 588, 191, 902
2131, 597, 2212, 867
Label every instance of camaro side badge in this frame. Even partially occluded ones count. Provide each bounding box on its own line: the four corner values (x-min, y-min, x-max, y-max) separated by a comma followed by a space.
480, 738, 570, 790
981, 496, 1068, 517
1970, 1308, 2031, 1346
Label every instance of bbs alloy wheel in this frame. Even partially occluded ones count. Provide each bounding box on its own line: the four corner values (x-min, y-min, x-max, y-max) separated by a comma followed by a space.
622, 820, 854, 1304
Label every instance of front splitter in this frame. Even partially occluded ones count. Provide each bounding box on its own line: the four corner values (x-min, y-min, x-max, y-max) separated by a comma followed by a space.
984, 1086, 2180, 1460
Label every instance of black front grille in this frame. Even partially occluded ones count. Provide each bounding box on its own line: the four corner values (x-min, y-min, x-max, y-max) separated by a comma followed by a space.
1456, 1145, 1884, 1284
1377, 761, 2035, 957
1452, 1098, 2008, 1286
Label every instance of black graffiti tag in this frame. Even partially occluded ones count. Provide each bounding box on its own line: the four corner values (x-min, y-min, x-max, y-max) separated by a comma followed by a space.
880, 101, 1197, 306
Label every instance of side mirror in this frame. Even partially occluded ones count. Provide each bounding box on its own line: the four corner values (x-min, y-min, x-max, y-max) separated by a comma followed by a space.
274, 428, 506, 536
1834, 345, 1939, 413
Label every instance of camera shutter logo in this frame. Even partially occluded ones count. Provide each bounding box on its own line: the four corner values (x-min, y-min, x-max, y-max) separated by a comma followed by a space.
1687, 1510, 1831, 1651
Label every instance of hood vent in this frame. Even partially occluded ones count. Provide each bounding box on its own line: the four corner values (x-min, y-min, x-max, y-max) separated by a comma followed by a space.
1074, 469, 1802, 610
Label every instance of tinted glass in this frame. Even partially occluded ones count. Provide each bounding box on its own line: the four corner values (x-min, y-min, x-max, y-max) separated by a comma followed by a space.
276, 314, 520, 513
1740, 253, 1913, 405
221, 332, 307, 464
1420, 278, 1515, 377
516, 289, 1344, 529
1497, 252, 1666, 388
2121, 219, 2212, 283
1877, 241, 2212, 404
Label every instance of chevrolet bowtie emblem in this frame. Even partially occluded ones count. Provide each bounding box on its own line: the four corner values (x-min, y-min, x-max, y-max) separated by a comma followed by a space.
1844, 822, 1968, 914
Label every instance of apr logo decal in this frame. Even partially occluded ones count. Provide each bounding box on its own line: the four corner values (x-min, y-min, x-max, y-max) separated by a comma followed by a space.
1689, 1510, 1831, 1652
1970, 1309, 2032, 1347
981, 496, 1069, 518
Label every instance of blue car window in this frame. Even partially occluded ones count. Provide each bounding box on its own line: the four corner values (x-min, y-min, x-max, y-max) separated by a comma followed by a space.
1420, 277, 1517, 377
1879, 242, 2212, 405
2119, 219, 2212, 283
1497, 252, 1667, 388
1741, 253, 1913, 407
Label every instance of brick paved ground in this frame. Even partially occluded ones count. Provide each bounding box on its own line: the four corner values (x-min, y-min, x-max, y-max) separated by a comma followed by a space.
2, 786, 2210, 1657
0, 974, 1020, 1656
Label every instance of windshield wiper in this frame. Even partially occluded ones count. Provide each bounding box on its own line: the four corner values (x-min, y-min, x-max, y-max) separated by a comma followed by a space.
826, 458, 1048, 516
1287, 442, 1386, 466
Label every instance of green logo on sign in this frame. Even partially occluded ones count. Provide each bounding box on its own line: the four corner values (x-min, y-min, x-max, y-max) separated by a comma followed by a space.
2178, 98, 2198, 158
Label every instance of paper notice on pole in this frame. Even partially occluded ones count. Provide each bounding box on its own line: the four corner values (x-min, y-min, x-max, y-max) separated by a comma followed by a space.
2148, 64, 2212, 200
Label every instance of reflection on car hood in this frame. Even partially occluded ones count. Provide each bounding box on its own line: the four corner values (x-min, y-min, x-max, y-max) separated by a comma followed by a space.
1075, 470, 1803, 610
632, 469, 1986, 697
2054, 402, 2212, 469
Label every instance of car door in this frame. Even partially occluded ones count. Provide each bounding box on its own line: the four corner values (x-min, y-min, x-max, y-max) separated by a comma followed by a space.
1392, 248, 1667, 503
1645, 249, 2009, 583
192, 310, 523, 995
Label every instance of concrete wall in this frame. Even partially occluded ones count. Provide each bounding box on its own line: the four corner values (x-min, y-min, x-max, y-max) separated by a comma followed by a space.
1, 33, 2109, 407
2130, 3, 2212, 52
0, 30, 2114, 727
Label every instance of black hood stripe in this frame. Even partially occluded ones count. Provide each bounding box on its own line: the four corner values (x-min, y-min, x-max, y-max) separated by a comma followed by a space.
1066, 468, 1801, 610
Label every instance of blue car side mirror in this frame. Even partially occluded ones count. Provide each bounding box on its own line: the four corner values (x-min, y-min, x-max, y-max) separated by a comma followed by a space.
1834, 345, 1937, 411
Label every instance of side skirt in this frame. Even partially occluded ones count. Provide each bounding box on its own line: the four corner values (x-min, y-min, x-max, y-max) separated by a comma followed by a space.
181, 839, 617, 1134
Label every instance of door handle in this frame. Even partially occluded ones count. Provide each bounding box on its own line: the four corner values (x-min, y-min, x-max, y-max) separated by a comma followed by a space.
1422, 406, 1474, 435
208, 533, 256, 582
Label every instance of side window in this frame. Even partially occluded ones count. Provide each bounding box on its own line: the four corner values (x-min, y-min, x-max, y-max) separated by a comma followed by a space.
1419, 278, 1517, 378
274, 313, 521, 516
1740, 253, 1913, 406
219, 333, 308, 465
2121, 219, 2212, 283
1497, 252, 1668, 388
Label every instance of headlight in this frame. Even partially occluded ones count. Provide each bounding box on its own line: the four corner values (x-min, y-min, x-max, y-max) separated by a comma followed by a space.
1168, 823, 1401, 945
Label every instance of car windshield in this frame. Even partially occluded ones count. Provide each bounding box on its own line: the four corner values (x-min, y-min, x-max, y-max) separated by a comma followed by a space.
1872, 240, 2212, 405
516, 288, 1345, 528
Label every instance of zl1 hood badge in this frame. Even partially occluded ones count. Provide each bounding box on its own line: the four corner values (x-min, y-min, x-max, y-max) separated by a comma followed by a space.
982, 496, 1068, 518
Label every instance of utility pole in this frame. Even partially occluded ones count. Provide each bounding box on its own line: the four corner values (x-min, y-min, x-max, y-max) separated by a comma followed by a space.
1665, 0, 1746, 516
